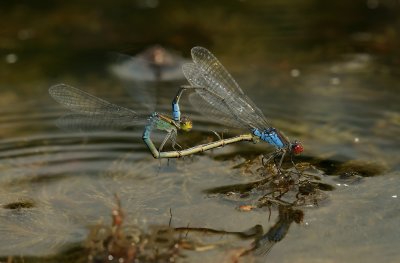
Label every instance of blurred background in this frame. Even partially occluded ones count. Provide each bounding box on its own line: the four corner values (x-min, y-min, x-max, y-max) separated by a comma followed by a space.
0, 0, 399, 262
1, 0, 399, 95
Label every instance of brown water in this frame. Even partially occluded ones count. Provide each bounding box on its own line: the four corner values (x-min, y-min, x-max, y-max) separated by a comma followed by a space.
0, 1, 399, 262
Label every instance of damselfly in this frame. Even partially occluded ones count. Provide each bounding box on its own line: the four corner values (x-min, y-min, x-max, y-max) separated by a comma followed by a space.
49, 84, 254, 158
174, 47, 304, 168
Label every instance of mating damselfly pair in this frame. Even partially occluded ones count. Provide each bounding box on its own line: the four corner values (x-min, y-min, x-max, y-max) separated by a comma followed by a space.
49, 47, 303, 168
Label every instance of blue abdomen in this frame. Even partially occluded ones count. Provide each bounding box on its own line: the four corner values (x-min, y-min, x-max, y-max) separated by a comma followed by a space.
252, 128, 285, 148
143, 112, 158, 139
172, 103, 180, 121
142, 125, 151, 139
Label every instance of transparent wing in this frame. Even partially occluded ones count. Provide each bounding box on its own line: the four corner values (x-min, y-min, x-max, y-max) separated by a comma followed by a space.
184, 47, 271, 130
252, 239, 275, 256
183, 63, 249, 127
183, 63, 265, 129
49, 84, 139, 128
55, 113, 146, 131
191, 46, 245, 96
188, 92, 244, 129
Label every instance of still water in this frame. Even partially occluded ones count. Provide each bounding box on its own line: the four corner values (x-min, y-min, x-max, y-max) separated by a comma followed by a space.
0, 1, 399, 262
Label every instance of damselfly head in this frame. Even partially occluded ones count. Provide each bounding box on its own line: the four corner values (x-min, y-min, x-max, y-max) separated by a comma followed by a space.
180, 116, 192, 132
291, 141, 303, 155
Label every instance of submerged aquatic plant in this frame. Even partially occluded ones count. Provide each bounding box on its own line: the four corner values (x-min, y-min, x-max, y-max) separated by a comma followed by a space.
86, 195, 189, 263
85, 195, 258, 263
202, 155, 335, 258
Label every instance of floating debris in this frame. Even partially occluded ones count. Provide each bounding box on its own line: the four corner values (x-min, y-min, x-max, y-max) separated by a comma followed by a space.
2, 200, 36, 210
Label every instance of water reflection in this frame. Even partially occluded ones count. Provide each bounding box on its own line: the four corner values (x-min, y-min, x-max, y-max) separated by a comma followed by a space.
75, 162, 324, 263
110, 45, 188, 82
21, 194, 301, 262
1, 0, 400, 261
200, 158, 334, 260
248, 206, 304, 257
0, 148, 393, 262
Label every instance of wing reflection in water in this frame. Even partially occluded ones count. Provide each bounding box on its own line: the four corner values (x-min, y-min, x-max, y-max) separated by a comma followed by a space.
203, 157, 335, 260
250, 206, 304, 257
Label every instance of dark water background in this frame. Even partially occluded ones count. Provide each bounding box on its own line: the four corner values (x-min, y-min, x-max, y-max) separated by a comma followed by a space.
0, 0, 399, 262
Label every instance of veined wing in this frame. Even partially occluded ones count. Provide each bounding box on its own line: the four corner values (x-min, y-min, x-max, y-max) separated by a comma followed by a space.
188, 91, 244, 129
183, 63, 250, 126
183, 47, 271, 130
252, 239, 274, 257
49, 84, 139, 127
189, 92, 243, 129
55, 113, 145, 131
190, 46, 245, 96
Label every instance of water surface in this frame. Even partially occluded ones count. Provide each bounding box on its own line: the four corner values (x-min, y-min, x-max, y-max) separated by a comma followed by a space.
0, 1, 399, 262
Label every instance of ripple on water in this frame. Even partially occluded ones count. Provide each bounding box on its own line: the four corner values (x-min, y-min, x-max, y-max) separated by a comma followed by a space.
0, 57, 399, 261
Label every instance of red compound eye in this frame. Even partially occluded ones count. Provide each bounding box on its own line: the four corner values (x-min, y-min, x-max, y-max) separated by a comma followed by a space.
292, 143, 304, 155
